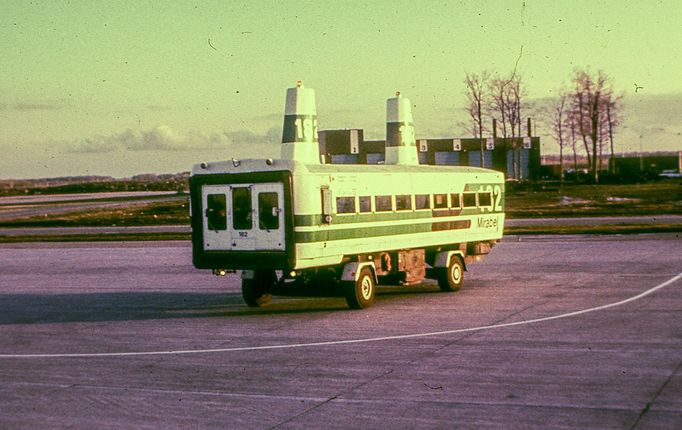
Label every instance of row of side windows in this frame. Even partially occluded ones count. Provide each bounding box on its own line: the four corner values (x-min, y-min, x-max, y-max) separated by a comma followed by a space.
335, 191, 493, 215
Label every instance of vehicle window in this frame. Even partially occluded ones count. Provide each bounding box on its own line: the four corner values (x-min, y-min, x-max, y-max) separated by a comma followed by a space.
258, 192, 279, 230
415, 194, 430, 210
375, 195, 392, 212
462, 192, 477, 208
478, 191, 492, 207
433, 193, 448, 209
232, 187, 252, 230
206, 194, 227, 231
395, 194, 412, 211
450, 193, 461, 209
336, 196, 356, 214
358, 195, 372, 213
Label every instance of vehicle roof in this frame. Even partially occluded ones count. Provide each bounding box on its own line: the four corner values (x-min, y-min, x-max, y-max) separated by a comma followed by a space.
193, 158, 503, 178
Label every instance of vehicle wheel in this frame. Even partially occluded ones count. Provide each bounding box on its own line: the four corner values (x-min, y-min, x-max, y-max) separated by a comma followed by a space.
242, 270, 275, 307
438, 255, 464, 292
344, 267, 375, 309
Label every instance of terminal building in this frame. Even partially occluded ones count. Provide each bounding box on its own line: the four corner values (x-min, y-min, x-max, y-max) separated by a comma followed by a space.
318, 125, 541, 181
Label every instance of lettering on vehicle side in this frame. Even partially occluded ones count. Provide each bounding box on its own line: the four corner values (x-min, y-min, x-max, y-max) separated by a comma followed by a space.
477, 216, 498, 229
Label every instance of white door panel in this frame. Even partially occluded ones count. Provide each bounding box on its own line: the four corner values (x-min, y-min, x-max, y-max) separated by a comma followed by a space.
202, 182, 284, 251
202, 185, 230, 250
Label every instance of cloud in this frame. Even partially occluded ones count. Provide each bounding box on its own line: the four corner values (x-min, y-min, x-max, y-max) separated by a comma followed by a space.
224, 126, 280, 145
251, 112, 281, 122
14, 102, 61, 111
146, 104, 172, 111
67, 125, 280, 153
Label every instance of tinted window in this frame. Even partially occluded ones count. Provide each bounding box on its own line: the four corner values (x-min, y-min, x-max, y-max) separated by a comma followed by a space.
415, 194, 430, 210
232, 187, 252, 230
258, 192, 279, 230
478, 191, 492, 207
358, 196, 372, 213
375, 195, 392, 212
434, 193, 448, 209
336, 196, 356, 214
206, 194, 227, 231
395, 194, 412, 211
463, 192, 477, 208
450, 193, 461, 209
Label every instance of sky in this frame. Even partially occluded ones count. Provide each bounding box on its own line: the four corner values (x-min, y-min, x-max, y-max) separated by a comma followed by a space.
1, 0, 681, 179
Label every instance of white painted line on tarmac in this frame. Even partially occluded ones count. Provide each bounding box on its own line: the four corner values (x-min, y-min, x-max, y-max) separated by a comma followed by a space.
1, 271, 681, 359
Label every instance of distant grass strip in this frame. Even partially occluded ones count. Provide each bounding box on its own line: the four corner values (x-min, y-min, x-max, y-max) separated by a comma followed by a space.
0, 201, 190, 227
505, 224, 682, 235
0, 194, 187, 208
0, 233, 190, 243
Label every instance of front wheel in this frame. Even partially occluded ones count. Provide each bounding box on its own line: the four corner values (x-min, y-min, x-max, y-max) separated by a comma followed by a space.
438, 255, 464, 292
344, 267, 375, 309
242, 270, 276, 307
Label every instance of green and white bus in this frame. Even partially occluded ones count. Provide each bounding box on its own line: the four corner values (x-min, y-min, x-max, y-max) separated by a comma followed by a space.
190, 84, 504, 309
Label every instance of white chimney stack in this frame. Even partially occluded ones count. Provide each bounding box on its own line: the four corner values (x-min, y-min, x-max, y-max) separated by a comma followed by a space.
385, 92, 419, 165
280, 81, 321, 164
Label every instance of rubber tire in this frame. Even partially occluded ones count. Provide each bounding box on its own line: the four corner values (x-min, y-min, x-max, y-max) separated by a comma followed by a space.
242, 270, 275, 307
344, 267, 375, 309
438, 255, 464, 292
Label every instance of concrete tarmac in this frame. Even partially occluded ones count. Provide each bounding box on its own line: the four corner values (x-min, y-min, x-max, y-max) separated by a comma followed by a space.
0, 235, 680, 429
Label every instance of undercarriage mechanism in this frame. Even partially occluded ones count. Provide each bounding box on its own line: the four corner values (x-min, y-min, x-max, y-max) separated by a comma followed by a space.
212, 240, 496, 309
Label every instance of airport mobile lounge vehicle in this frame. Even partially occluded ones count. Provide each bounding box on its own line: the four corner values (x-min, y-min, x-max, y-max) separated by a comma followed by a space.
190, 83, 504, 309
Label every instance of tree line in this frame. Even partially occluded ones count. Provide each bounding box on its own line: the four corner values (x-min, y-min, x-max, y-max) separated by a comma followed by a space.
462, 68, 622, 183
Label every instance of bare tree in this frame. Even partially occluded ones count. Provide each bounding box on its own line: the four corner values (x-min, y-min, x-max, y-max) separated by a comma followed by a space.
462, 71, 490, 167
549, 91, 569, 182
568, 112, 579, 174
567, 68, 619, 183
489, 72, 526, 179
605, 93, 623, 174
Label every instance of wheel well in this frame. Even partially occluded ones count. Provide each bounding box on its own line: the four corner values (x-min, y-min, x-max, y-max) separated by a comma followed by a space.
341, 261, 377, 283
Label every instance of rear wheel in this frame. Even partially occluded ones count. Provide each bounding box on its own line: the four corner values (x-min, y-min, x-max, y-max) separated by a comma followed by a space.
438, 255, 464, 292
242, 270, 276, 307
344, 267, 375, 309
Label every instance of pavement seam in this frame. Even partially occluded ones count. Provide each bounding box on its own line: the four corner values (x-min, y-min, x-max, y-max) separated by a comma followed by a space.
267, 300, 556, 428
628, 359, 682, 429
268, 368, 396, 430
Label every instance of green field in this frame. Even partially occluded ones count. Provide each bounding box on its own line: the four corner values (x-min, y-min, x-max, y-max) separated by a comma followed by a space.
506, 180, 682, 218
0, 180, 680, 238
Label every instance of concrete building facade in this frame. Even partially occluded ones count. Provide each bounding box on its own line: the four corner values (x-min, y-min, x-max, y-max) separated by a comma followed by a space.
318, 129, 541, 181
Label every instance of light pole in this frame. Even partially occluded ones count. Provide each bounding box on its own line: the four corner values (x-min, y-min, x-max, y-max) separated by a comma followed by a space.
639, 133, 644, 173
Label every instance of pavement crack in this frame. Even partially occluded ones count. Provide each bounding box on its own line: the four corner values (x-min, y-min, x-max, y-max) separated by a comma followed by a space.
268, 368, 395, 429
629, 359, 682, 429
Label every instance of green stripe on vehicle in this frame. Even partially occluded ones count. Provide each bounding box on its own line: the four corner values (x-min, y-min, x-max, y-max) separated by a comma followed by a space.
294, 219, 473, 243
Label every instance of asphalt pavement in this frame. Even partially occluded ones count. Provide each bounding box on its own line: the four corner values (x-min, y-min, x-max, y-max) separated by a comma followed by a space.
0, 235, 680, 428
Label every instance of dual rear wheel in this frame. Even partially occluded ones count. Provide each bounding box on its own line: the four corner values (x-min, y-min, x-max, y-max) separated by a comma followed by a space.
241, 270, 276, 307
